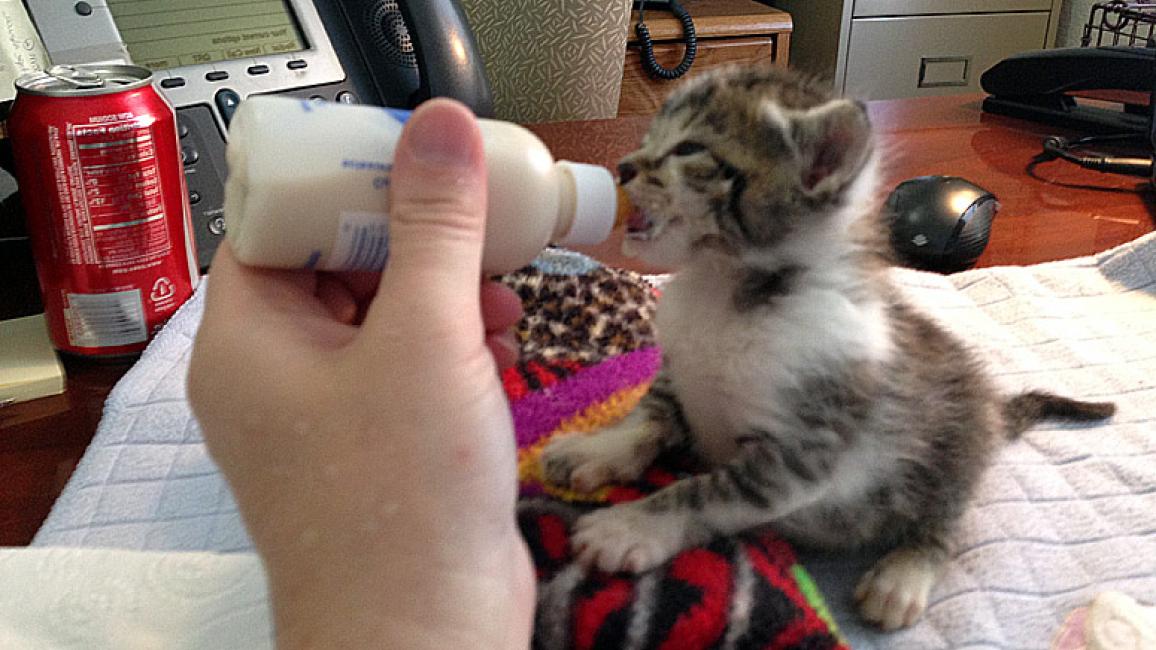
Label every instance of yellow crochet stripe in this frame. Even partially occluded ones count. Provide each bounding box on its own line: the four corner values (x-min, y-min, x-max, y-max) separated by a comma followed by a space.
518, 382, 652, 503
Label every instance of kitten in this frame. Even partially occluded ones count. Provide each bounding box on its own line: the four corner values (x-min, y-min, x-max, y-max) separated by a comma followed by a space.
540, 65, 1116, 631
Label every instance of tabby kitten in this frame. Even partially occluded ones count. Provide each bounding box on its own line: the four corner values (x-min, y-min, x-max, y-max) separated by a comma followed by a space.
540, 66, 1115, 631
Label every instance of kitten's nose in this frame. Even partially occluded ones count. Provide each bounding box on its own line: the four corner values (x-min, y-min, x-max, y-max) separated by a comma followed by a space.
617, 162, 638, 185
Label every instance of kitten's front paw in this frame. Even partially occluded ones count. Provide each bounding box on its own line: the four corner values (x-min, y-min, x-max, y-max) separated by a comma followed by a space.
855, 548, 942, 631
571, 504, 689, 574
541, 431, 652, 493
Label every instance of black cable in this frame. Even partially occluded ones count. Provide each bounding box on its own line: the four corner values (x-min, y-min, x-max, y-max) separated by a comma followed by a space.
1026, 154, 1150, 194
635, 0, 697, 80
1040, 134, 1154, 177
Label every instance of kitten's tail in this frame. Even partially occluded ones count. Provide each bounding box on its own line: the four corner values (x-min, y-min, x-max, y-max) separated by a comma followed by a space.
1003, 391, 1116, 439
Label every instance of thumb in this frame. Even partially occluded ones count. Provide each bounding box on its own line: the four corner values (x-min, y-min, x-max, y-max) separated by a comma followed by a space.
366, 99, 488, 330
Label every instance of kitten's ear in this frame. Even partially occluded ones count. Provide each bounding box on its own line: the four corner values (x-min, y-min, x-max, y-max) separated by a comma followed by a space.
780, 99, 872, 196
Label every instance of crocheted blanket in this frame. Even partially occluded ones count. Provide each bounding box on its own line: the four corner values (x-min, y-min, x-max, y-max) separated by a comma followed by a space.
500, 252, 846, 650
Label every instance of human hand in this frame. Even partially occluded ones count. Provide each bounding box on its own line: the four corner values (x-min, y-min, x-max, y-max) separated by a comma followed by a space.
188, 99, 534, 649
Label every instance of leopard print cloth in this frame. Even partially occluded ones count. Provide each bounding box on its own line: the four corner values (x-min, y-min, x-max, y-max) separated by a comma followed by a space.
501, 265, 658, 363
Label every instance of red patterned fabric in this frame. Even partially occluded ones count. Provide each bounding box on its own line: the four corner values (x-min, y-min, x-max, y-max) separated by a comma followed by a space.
501, 263, 848, 650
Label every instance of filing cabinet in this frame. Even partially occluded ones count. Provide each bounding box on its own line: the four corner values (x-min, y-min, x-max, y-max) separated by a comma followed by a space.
761, 0, 1065, 100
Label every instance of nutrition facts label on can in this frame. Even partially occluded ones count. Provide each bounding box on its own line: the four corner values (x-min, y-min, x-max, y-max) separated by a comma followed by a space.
65, 116, 172, 268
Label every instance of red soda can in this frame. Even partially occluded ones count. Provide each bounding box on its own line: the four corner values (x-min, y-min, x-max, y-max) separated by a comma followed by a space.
8, 64, 199, 357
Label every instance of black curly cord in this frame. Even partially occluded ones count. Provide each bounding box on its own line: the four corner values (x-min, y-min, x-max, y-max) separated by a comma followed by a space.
635, 0, 697, 80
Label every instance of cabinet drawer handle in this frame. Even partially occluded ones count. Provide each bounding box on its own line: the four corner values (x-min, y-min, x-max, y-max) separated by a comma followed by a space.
918, 56, 971, 88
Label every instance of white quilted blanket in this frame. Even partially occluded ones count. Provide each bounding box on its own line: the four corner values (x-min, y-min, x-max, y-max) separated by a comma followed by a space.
33, 235, 1156, 649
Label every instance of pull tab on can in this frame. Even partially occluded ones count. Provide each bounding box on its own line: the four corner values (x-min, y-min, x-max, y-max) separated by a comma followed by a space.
45, 64, 105, 89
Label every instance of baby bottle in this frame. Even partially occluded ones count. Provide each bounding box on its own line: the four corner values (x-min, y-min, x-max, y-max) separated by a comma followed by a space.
223, 96, 628, 274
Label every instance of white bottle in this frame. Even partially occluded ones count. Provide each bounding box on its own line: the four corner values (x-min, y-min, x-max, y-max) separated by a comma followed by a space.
223, 96, 624, 274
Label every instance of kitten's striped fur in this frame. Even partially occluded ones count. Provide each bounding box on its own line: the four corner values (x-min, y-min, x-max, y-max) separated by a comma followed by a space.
540, 66, 1115, 630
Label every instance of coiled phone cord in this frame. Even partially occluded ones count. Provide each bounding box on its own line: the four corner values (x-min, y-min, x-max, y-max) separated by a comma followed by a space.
635, 0, 697, 80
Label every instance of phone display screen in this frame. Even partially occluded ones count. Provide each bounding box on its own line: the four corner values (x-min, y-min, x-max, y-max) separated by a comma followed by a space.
107, 0, 308, 70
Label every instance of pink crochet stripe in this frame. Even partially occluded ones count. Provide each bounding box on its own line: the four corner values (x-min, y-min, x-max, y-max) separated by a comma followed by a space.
512, 346, 662, 449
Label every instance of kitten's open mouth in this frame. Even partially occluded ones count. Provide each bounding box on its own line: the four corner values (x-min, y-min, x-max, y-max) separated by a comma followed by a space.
625, 208, 657, 241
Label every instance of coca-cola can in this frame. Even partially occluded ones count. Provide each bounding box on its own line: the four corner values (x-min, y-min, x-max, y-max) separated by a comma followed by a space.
8, 64, 199, 357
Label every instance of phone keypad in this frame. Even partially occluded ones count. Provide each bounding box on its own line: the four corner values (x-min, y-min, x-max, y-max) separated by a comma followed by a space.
175, 106, 228, 269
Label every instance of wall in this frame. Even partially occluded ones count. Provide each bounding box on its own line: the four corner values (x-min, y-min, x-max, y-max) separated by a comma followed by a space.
457, 0, 633, 123
1055, 0, 1097, 46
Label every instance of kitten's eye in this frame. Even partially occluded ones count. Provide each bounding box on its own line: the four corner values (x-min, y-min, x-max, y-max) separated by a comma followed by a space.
672, 141, 707, 157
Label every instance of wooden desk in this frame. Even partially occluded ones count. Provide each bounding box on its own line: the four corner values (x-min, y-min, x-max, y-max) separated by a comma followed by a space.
2, 93, 1152, 546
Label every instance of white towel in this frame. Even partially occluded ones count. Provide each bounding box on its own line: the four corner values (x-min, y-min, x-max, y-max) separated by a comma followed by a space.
32, 236, 1156, 649
0, 548, 271, 649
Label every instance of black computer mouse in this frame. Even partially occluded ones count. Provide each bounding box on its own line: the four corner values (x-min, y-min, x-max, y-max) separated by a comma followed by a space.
886, 175, 999, 274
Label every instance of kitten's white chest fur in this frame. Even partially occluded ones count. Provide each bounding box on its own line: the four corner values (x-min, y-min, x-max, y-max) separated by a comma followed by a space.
656, 253, 893, 468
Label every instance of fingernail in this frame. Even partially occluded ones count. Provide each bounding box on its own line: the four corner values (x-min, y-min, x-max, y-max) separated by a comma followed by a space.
406, 102, 477, 167
498, 330, 520, 355
487, 331, 521, 369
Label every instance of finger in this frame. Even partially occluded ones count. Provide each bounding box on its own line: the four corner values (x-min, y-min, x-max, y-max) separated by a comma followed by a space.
316, 274, 358, 324
315, 271, 381, 325
486, 330, 520, 370
326, 271, 382, 307
202, 243, 325, 326
363, 99, 487, 337
481, 281, 523, 333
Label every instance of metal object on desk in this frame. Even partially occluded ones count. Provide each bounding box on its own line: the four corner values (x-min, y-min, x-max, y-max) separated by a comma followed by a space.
982, 2, 1156, 187
1081, 1, 1156, 47
1088, 3, 1156, 184
7, 64, 200, 358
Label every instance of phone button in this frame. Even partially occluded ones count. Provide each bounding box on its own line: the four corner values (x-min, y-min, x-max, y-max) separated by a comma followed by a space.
74, 1, 92, 16
205, 71, 229, 82
181, 146, 199, 165
160, 77, 186, 89
215, 89, 242, 125
336, 91, 358, 104
247, 64, 270, 76
286, 59, 307, 70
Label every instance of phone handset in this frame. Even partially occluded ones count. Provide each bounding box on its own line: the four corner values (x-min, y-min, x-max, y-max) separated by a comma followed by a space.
397, 0, 492, 116
334, 0, 492, 117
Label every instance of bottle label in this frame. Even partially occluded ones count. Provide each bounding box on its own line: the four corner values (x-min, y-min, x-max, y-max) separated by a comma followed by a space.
328, 211, 389, 271
384, 108, 411, 125
324, 109, 407, 271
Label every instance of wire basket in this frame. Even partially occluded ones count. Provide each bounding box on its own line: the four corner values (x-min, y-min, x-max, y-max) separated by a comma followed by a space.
1081, 1, 1156, 47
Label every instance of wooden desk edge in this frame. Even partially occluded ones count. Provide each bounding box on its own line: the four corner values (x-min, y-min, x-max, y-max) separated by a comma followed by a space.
632, 5, 793, 42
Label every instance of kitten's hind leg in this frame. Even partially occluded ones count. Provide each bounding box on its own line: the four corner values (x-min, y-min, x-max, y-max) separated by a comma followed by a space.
541, 372, 690, 493
855, 544, 947, 631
